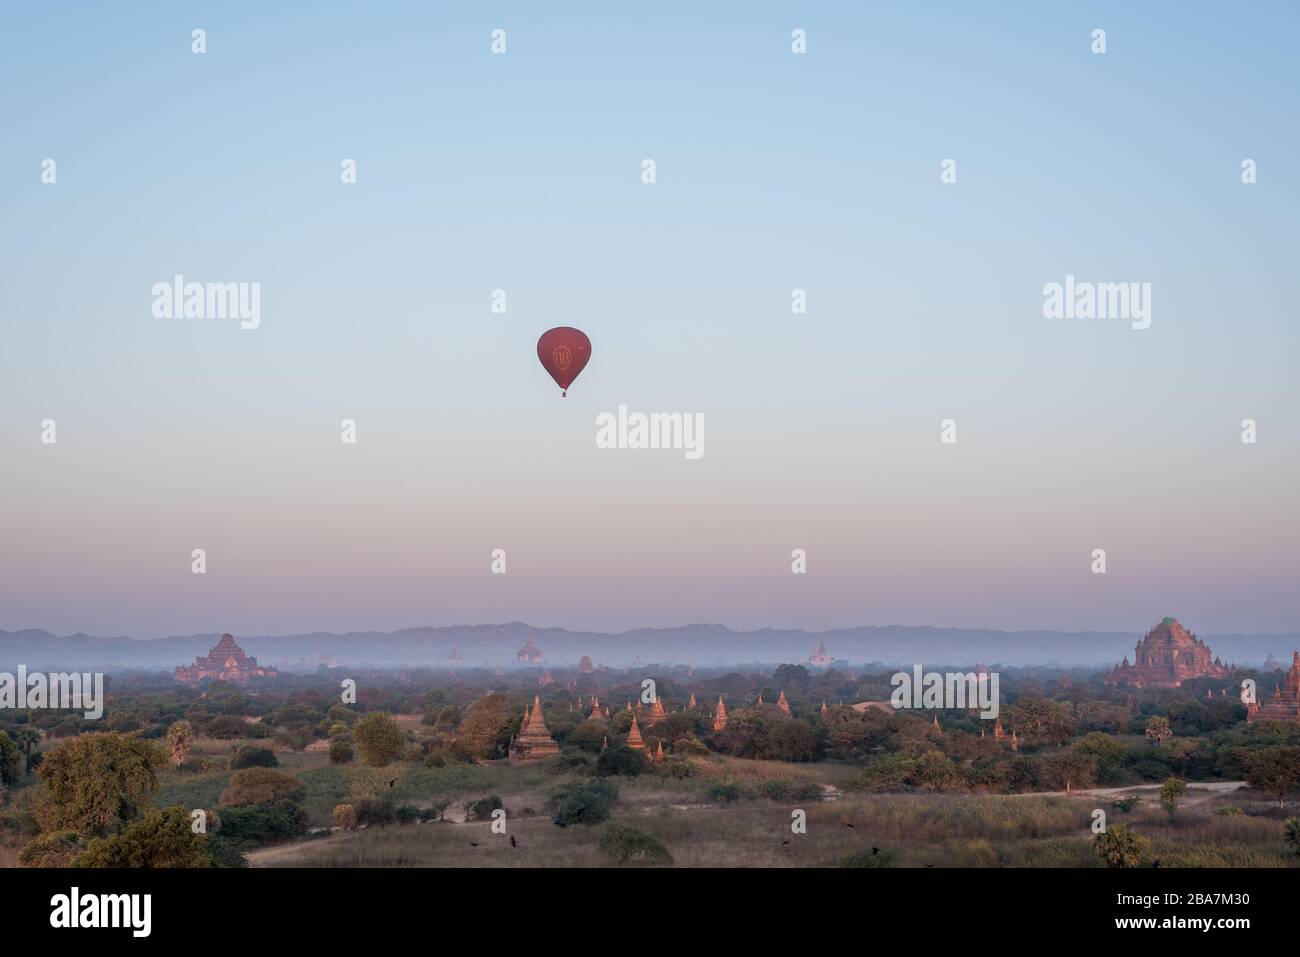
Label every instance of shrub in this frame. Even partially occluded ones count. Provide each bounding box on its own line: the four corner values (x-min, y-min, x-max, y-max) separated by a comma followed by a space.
598, 823, 673, 865
1216, 804, 1244, 817
839, 848, 895, 868
214, 802, 308, 844
329, 739, 354, 765
549, 781, 617, 826
219, 768, 305, 807
355, 796, 397, 827
464, 795, 504, 822
597, 745, 647, 777
18, 830, 84, 868
1285, 818, 1300, 857
1093, 823, 1147, 868
1160, 777, 1188, 818
203, 715, 251, 739
231, 746, 279, 770
706, 781, 743, 804
334, 804, 357, 830
74, 806, 213, 868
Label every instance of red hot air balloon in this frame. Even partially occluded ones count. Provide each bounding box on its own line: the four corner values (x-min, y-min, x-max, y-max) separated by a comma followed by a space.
536, 327, 591, 397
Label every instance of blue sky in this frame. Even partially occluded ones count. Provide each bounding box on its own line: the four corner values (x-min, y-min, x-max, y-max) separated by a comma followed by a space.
2, 2, 1297, 638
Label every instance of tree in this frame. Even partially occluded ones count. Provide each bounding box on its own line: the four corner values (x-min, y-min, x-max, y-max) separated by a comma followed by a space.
17, 831, 84, 868
203, 715, 251, 739
165, 721, 193, 767
1041, 751, 1099, 792
230, 746, 278, 770
597, 745, 647, 777
74, 806, 212, 868
334, 804, 357, 830
1144, 716, 1172, 746
1238, 746, 1300, 808
1159, 777, 1187, 818
329, 738, 354, 765
10, 726, 41, 775
353, 712, 405, 767
34, 733, 167, 837
219, 768, 305, 807
1093, 823, 1146, 868
457, 693, 510, 760
0, 731, 22, 785
548, 781, 616, 826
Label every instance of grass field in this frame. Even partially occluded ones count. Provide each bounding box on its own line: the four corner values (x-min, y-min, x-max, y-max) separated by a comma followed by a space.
7, 726, 1295, 869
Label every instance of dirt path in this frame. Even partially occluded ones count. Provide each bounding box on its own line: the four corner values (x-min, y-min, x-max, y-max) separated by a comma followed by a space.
1025, 781, 1247, 801
247, 832, 353, 866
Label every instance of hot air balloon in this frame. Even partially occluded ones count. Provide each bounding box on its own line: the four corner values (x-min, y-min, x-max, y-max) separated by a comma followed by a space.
536, 327, 591, 397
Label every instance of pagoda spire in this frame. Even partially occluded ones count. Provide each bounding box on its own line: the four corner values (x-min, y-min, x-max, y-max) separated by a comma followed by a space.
626, 715, 647, 751
713, 696, 728, 732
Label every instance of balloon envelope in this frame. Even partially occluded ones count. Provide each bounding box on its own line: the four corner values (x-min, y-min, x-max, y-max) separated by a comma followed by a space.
536, 327, 591, 396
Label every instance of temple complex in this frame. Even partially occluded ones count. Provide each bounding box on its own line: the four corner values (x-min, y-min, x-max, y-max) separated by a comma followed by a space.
175, 633, 278, 685
1248, 651, 1300, 723
509, 695, 560, 761
1105, 618, 1230, 689
713, 697, 728, 731
516, 638, 543, 663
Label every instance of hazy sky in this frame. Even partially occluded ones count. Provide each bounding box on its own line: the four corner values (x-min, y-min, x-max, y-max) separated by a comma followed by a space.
2, 2, 1297, 639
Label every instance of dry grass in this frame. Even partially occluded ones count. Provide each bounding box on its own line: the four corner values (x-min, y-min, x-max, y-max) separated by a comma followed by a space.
256, 774, 1298, 869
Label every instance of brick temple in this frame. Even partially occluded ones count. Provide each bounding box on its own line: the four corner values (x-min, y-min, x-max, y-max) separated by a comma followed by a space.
175, 633, 278, 685
1248, 651, 1300, 723
1104, 617, 1230, 689
509, 695, 560, 761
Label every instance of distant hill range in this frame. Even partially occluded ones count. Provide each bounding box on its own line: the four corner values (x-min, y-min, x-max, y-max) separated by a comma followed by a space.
0, 622, 1294, 672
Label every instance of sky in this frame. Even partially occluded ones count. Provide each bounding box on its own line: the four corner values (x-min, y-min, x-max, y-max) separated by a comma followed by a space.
1, 2, 1297, 639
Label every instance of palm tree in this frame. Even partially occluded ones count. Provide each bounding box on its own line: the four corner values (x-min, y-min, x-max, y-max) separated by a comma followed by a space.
165, 720, 194, 767
1144, 715, 1172, 746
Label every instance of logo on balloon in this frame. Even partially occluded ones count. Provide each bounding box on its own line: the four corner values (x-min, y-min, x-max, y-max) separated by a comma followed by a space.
536, 327, 592, 397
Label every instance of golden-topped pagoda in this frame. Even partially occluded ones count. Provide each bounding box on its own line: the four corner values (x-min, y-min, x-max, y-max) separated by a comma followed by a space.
776, 690, 791, 714
509, 695, 560, 761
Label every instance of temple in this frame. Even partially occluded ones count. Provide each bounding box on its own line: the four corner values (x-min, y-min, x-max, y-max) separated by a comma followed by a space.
509, 695, 560, 761
1104, 618, 1230, 689
175, 633, 277, 685
516, 638, 543, 663
808, 639, 833, 667
1248, 651, 1300, 723
712, 696, 727, 731
626, 715, 647, 751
